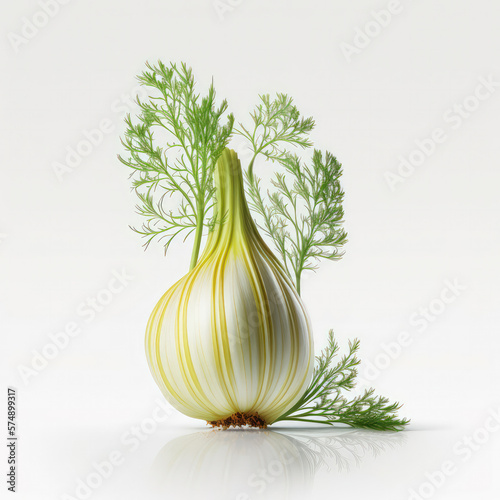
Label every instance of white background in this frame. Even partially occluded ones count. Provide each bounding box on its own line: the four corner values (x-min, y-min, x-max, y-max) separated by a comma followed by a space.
1, 0, 499, 499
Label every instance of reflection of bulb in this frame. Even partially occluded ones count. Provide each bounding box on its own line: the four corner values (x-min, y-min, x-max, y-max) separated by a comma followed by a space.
145, 149, 314, 425
148, 428, 407, 500
151, 430, 315, 500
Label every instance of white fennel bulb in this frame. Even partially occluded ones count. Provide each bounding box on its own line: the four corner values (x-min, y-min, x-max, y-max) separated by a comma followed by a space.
145, 148, 314, 425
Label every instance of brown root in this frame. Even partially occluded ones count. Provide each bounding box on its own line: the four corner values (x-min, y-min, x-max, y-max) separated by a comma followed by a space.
207, 411, 267, 429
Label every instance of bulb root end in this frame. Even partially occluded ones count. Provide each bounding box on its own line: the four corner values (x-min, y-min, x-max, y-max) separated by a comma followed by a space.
207, 412, 267, 429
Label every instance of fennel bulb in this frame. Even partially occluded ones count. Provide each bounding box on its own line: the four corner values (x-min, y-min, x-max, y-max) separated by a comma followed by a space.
145, 149, 314, 425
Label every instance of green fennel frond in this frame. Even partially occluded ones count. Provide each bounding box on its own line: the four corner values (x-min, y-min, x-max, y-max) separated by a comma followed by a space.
235, 93, 315, 180
236, 94, 346, 292
275, 331, 410, 431
244, 148, 347, 293
118, 61, 234, 269
272, 151, 347, 293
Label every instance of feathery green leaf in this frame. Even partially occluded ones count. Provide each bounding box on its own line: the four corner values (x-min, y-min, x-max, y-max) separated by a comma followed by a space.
276, 331, 410, 432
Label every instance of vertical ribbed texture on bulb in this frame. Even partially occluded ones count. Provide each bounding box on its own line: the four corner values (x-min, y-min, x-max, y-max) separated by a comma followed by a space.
145, 149, 314, 424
